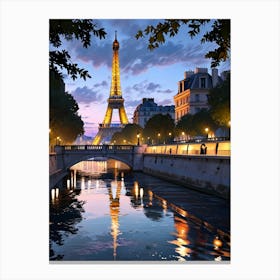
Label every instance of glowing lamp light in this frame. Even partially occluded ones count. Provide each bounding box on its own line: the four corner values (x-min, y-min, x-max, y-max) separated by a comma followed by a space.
213, 237, 223, 249
55, 188, 59, 198
134, 181, 139, 199
51, 189, 55, 200
162, 200, 167, 213
148, 190, 153, 204
140, 188, 144, 198
67, 179, 70, 189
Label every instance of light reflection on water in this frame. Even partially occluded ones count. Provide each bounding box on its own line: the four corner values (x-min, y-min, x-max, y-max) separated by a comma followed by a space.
49, 160, 230, 261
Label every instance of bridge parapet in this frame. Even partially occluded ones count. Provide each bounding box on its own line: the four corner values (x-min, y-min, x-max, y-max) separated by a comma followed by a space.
145, 141, 230, 156
62, 144, 134, 152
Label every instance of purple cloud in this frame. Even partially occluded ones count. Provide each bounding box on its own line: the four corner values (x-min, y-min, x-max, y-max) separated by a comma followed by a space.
71, 86, 104, 104
157, 89, 173, 94
94, 80, 108, 88
125, 99, 142, 107
125, 81, 172, 96
158, 99, 173, 106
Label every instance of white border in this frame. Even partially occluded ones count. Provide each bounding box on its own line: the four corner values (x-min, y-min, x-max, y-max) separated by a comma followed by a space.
1, 0, 279, 279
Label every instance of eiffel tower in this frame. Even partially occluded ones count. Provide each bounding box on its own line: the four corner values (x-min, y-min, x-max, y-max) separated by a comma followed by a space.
93, 31, 129, 145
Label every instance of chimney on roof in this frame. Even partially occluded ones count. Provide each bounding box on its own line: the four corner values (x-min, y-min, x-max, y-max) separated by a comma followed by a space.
194, 68, 208, 74
212, 68, 218, 87
184, 71, 194, 79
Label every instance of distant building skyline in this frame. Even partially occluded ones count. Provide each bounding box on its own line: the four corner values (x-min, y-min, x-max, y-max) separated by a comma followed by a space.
133, 98, 175, 128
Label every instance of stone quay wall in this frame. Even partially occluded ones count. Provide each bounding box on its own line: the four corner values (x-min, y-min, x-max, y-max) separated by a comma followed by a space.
142, 153, 230, 199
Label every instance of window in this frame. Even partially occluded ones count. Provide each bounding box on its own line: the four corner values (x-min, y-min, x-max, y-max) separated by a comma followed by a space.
200, 77, 206, 88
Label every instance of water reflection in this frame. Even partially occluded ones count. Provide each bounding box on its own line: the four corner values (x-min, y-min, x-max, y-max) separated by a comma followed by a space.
168, 215, 191, 261
49, 160, 230, 261
49, 189, 85, 260
108, 180, 122, 260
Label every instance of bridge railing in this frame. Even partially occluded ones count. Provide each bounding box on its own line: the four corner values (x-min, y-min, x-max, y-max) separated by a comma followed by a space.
62, 144, 134, 152
144, 141, 230, 156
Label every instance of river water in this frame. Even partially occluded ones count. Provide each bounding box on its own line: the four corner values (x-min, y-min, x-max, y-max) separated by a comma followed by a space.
49, 160, 230, 262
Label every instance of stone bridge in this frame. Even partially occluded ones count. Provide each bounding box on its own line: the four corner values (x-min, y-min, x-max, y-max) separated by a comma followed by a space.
54, 144, 146, 172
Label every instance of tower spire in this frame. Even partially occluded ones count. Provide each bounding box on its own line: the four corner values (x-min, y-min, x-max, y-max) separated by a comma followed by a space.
92, 32, 129, 145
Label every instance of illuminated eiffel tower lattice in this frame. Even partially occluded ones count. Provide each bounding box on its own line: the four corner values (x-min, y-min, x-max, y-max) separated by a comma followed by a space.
92, 31, 129, 145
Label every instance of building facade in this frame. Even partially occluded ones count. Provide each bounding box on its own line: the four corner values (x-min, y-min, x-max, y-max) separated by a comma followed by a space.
133, 98, 175, 128
174, 68, 223, 123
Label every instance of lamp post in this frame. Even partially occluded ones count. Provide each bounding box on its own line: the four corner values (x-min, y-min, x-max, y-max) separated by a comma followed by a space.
137, 131, 140, 146
181, 131, 185, 142
228, 120, 231, 140
168, 132, 172, 143
157, 133, 161, 144
205, 128, 209, 139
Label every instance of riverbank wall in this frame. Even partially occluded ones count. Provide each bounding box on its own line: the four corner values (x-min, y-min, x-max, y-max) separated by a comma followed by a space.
142, 154, 230, 199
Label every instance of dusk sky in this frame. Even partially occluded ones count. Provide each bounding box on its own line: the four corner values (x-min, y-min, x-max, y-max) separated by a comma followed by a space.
57, 19, 231, 137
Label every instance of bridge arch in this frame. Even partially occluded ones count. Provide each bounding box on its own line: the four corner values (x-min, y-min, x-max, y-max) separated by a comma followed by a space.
54, 144, 145, 174
64, 155, 133, 171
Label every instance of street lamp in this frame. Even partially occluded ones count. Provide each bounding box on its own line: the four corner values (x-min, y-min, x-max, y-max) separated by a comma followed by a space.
205, 128, 209, 139
181, 131, 185, 142
157, 133, 161, 144
168, 132, 172, 143
137, 132, 140, 146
